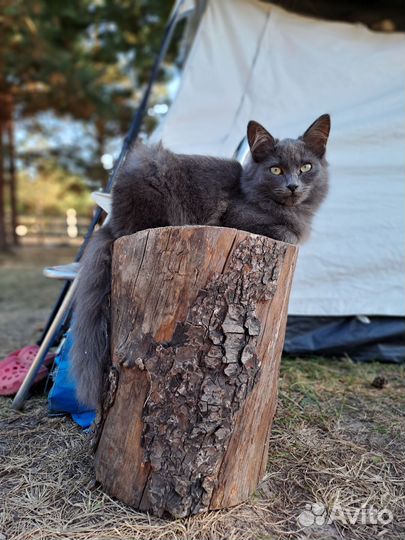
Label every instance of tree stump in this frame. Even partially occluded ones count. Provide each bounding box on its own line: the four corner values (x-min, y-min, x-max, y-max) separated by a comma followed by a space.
94, 226, 297, 518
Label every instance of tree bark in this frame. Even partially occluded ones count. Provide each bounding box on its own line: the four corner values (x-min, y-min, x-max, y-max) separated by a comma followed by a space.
94, 226, 297, 518
0, 108, 7, 250
6, 95, 18, 245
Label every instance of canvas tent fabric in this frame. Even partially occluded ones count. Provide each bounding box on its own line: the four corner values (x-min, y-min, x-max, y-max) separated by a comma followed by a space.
151, 0, 405, 320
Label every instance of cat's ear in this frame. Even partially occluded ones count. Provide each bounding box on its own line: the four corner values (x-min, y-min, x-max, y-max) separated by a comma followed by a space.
302, 114, 331, 158
247, 121, 275, 162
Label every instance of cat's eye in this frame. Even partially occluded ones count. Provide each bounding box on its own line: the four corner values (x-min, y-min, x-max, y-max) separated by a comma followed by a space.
300, 163, 312, 173
270, 166, 282, 175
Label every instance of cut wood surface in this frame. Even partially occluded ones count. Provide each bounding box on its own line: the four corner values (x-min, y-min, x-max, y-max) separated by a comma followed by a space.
94, 226, 297, 517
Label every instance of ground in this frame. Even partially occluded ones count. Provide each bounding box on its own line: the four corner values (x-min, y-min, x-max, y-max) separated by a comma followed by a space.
0, 246, 404, 540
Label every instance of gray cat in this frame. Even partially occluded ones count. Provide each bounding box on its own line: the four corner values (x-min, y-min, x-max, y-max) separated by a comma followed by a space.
221, 114, 330, 243
71, 115, 330, 409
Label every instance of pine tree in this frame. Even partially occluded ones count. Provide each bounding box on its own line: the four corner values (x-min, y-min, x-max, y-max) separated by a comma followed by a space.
0, 0, 172, 248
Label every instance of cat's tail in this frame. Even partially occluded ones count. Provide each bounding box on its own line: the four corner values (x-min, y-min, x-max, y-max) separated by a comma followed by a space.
71, 225, 115, 410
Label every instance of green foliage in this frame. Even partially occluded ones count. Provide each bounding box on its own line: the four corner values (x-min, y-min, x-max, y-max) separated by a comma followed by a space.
17, 160, 93, 216
0, 1, 174, 243
0, 0, 172, 122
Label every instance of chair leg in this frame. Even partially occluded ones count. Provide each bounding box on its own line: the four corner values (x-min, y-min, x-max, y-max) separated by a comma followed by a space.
11, 279, 78, 410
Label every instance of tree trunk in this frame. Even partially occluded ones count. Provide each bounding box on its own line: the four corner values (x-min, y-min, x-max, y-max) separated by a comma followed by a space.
6, 95, 18, 245
94, 226, 297, 518
0, 111, 7, 250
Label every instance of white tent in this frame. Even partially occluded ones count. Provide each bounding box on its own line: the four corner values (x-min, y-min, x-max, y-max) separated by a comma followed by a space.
151, 0, 405, 326
16, 0, 403, 415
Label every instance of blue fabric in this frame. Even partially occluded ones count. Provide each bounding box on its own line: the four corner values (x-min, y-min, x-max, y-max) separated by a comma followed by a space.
48, 332, 96, 429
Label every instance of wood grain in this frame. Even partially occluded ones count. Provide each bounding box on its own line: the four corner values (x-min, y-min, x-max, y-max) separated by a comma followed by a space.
94, 226, 297, 517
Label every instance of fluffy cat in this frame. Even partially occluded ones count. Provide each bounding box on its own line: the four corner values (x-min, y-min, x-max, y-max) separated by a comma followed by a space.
71, 115, 330, 409
221, 114, 330, 244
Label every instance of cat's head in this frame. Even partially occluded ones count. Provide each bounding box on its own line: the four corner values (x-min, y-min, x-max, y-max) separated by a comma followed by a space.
243, 114, 330, 208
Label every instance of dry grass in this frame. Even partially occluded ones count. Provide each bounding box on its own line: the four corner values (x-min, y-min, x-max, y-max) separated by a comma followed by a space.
0, 247, 404, 540
1, 361, 404, 540
0, 245, 77, 357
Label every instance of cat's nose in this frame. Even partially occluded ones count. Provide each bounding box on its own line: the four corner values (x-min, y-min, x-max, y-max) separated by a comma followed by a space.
287, 183, 298, 192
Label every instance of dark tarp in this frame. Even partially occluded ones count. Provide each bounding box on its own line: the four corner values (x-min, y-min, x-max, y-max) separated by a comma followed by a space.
284, 316, 405, 363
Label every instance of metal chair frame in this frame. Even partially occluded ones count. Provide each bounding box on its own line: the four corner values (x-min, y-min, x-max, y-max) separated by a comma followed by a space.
11, 0, 208, 410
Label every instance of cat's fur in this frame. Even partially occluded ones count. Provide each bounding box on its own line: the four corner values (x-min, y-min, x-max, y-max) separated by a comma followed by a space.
72, 115, 330, 409
221, 115, 330, 244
